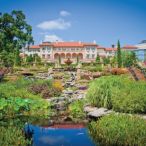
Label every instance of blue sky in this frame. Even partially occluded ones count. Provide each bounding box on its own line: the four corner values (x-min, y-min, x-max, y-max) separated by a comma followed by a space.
0, 0, 146, 47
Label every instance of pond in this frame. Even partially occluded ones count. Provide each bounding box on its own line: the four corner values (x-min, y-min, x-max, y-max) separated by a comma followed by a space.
25, 123, 97, 146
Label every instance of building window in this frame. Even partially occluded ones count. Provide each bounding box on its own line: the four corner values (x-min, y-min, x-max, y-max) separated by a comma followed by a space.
86, 48, 90, 51
92, 54, 95, 58
71, 48, 75, 51
86, 54, 90, 59
92, 48, 95, 53
47, 47, 51, 52
42, 54, 45, 59
47, 54, 50, 59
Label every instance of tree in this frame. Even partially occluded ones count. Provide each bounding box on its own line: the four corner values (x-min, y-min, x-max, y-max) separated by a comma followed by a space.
15, 49, 21, 66
117, 40, 122, 68
76, 55, 79, 65
103, 57, 110, 65
0, 10, 33, 66
34, 54, 41, 64
122, 51, 137, 67
26, 55, 33, 64
96, 54, 100, 63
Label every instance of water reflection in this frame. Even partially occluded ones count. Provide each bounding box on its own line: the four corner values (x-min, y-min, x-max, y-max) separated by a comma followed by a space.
25, 124, 96, 146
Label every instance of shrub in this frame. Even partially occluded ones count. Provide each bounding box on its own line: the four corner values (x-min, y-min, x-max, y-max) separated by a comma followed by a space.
28, 83, 48, 95
112, 80, 146, 113
111, 68, 128, 75
0, 97, 51, 119
86, 76, 122, 109
88, 114, 146, 146
0, 78, 41, 99
69, 100, 85, 120
83, 65, 102, 72
86, 76, 146, 114
52, 80, 64, 94
0, 126, 29, 146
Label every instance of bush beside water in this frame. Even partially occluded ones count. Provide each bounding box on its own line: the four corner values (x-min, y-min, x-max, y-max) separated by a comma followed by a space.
88, 114, 146, 146
86, 75, 146, 114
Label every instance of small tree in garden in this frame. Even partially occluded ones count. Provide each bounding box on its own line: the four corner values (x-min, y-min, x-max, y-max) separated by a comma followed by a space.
103, 57, 110, 65
76, 55, 79, 65
96, 54, 100, 63
26, 54, 34, 65
122, 51, 137, 67
15, 49, 21, 66
33, 54, 41, 65
117, 40, 122, 68
58, 55, 61, 65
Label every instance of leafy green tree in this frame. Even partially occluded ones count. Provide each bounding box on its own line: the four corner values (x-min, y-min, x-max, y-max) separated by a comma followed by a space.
0, 50, 14, 67
103, 57, 110, 65
0, 10, 33, 66
26, 55, 33, 64
117, 40, 122, 68
122, 51, 137, 67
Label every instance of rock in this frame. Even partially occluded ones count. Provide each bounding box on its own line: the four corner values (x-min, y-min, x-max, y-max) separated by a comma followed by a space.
87, 107, 112, 118
63, 90, 74, 95
84, 106, 98, 113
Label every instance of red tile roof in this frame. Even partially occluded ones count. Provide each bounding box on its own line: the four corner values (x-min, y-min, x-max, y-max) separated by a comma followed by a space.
29, 45, 40, 49
105, 48, 117, 51
39, 42, 98, 48
123, 45, 137, 49
97, 46, 105, 49
53, 42, 84, 47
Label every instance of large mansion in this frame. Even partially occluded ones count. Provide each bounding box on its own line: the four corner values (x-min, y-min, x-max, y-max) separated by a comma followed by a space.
23, 42, 107, 63
22, 40, 146, 63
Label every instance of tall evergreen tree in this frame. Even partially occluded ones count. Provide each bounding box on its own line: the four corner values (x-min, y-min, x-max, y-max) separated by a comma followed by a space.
117, 40, 122, 68
15, 49, 21, 66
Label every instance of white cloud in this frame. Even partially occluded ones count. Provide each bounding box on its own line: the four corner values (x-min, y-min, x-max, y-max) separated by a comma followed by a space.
60, 10, 70, 17
37, 18, 71, 30
44, 34, 63, 42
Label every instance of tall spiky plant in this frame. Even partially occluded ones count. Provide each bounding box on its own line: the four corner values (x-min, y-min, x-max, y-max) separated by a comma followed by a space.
117, 40, 122, 68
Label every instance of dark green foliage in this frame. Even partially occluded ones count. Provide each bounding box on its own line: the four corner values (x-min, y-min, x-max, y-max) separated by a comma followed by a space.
117, 40, 122, 68
69, 100, 86, 120
0, 126, 29, 146
26, 54, 34, 64
122, 51, 137, 67
15, 49, 21, 66
103, 57, 110, 65
0, 10, 33, 66
88, 114, 146, 146
86, 76, 146, 113
0, 50, 14, 67
96, 54, 100, 63
0, 97, 51, 119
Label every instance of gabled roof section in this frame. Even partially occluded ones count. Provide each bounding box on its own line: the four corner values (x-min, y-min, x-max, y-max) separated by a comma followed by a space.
29, 45, 40, 49
105, 48, 117, 51
39, 41, 98, 48
123, 45, 137, 49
